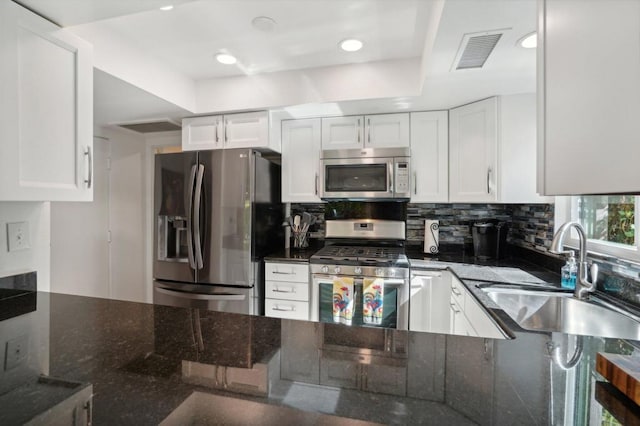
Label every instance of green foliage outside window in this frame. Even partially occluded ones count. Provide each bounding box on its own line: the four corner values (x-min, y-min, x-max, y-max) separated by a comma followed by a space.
578, 195, 635, 246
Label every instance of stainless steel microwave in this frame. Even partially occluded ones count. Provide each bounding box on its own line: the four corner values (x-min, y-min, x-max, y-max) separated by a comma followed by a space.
319, 148, 411, 200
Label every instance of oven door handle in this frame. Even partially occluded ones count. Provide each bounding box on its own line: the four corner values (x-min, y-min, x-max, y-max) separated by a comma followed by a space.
313, 275, 406, 287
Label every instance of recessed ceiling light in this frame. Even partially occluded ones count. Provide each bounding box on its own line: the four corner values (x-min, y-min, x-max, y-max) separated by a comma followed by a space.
215, 53, 237, 65
518, 32, 537, 49
159, 5, 173, 11
252, 16, 277, 33
339, 39, 363, 52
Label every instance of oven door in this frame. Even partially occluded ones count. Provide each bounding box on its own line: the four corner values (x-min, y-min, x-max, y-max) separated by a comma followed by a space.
320, 157, 394, 200
311, 274, 409, 330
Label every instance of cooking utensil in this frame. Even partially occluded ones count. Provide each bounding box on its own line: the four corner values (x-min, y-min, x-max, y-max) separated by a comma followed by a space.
294, 215, 301, 232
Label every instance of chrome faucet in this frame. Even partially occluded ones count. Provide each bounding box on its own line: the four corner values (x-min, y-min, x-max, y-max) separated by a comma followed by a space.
550, 221, 598, 299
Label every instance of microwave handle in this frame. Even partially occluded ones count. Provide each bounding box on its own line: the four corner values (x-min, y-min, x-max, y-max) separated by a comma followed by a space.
388, 162, 394, 192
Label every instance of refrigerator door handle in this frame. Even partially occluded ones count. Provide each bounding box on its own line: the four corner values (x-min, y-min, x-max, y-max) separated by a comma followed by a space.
193, 164, 205, 269
155, 286, 246, 301
186, 164, 198, 269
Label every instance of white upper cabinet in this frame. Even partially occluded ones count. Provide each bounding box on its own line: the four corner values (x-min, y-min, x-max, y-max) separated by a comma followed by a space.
321, 116, 363, 150
281, 119, 322, 203
538, 0, 640, 195
366, 113, 410, 148
0, 1, 93, 201
449, 98, 498, 203
321, 113, 409, 150
449, 95, 547, 204
410, 111, 448, 203
182, 111, 275, 152
223, 111, 270, 149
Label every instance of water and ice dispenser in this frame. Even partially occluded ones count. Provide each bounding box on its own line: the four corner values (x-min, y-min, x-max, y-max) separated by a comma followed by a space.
157, 216, 189, 262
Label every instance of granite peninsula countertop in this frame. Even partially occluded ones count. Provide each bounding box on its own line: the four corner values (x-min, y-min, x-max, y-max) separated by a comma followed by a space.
1, 286, 639, 425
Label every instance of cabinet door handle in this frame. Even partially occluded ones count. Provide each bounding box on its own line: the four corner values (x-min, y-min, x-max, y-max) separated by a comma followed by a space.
357, 118, 361, 143
272, 305, 296, 312
367, 118, 371, 144
84, 146, 92, 189
215, 120, 219, 144
224, 119, 228, 145
487, 167, 492, 194
315, 173, 319, 195
413, 171, 417, 195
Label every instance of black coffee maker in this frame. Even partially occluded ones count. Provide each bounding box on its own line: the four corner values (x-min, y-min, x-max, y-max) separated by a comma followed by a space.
472, 220, 508, 260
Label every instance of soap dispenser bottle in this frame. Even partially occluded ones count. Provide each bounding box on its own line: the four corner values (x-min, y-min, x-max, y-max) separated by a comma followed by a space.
561, 251, 578, 289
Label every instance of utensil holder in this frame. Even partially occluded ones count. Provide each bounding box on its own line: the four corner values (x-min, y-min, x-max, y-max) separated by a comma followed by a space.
292, 231, 309, 249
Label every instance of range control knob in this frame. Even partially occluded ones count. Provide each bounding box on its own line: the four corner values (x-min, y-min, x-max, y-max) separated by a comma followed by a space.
321, 266, 329, 274
334, 266, 341, 274
354, 267, 363, 275
388, 269, 396, 277
375, 268, 384, 277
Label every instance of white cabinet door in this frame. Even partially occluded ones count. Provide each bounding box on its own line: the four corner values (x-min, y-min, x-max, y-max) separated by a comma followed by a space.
321, 116, 363, 150
0, 1, 93, 201
538, 0, 640, 195
182, 116, 223, 151
224, 111, 270, 149
366, 113, 410, 148
449, 97, 498, 203
410, 111, 448, 202
410, 270, 451, 334
282, 119, 322, 202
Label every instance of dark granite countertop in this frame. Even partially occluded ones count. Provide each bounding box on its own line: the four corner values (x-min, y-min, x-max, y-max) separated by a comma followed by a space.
264, 248, 317, 263
2, 288, 639, 425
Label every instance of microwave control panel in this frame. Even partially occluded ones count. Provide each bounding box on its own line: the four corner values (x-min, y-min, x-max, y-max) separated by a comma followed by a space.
394, 161, 410, 195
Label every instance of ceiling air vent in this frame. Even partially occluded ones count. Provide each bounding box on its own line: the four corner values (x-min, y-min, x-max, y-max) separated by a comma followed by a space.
451, 29, 507, 71
116, 119, 181, 133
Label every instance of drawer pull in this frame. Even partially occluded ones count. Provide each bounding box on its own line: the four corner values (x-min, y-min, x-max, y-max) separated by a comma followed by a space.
272, 271, 295, 275
450, 303, 460, 314
451, 287, 461, 296
272, 305, 296, 312
273, 288, 295, 293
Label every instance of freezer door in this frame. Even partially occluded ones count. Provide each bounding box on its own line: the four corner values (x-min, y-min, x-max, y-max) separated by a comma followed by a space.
197, 149, 254, 286
153, 152, 198, 283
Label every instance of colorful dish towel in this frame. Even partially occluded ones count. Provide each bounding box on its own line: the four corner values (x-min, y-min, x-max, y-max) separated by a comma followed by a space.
332, 277, 355, 325
363, 278, 384, 325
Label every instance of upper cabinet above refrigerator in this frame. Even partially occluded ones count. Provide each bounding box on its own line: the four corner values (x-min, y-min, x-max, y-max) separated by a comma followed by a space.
538, 0, 640, 195
182, 111, 279, 153
0, 1, 93, 201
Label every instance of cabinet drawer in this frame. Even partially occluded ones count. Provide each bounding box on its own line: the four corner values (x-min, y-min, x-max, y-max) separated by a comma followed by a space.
265, 281, 309, 301
265, 262, 309, 282
265, 299, 309, 320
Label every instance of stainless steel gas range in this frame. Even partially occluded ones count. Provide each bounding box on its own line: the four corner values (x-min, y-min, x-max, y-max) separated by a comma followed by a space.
309, 203, 410, 329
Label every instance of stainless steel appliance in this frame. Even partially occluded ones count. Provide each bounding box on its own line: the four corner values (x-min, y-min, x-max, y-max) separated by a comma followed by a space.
310, 202, 409, 329
153, 149, 282, 315
319, 148, 411, 200
472, 219, 509, 260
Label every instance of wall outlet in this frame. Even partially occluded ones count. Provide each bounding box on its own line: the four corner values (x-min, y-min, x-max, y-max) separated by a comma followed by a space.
5, 335, 28, 371
7, 221, 30, 252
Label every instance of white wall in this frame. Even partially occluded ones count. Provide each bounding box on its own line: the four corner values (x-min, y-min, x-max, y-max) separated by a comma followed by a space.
50, 127, 150, 303
0, 202, 50, 291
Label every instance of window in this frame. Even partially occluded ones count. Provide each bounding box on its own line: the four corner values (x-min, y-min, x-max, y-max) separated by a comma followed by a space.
556, 195, 640, 262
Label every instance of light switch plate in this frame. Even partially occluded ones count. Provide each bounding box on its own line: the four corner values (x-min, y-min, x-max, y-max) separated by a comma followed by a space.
5, 335, 28, 371
7, 222, 30, 252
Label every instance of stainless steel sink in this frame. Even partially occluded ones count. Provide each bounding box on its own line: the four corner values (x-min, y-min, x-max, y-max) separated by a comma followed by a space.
484, 289, 640, 340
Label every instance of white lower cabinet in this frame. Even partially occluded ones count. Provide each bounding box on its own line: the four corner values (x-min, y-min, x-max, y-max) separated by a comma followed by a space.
450, 276, 506, 339
264, 261, 310, 320
409, 270, 451, 333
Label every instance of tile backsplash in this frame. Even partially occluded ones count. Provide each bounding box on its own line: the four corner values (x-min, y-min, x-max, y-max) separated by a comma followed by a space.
291, 202, 556, 254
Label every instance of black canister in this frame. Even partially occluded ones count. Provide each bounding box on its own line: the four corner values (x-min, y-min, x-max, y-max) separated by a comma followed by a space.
472, 220, 508, 259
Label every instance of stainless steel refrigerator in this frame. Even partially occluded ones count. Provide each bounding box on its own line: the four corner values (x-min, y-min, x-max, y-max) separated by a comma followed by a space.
153, 149, 283, 315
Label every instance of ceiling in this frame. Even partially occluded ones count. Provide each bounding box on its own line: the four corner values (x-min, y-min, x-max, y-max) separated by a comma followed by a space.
18, 0, 537, 126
